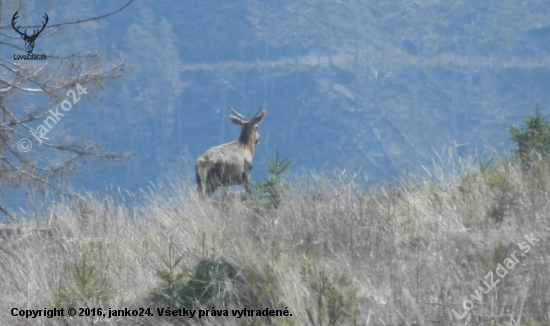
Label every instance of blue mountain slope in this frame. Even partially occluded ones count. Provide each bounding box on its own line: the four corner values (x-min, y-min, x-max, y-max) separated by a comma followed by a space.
2, 0, 550, 209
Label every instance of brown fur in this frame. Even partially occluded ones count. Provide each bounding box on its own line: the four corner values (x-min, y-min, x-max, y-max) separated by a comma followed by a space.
195, 108, 265, 197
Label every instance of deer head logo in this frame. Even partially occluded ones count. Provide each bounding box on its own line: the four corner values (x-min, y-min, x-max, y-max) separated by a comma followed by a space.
11, 11, 49, 54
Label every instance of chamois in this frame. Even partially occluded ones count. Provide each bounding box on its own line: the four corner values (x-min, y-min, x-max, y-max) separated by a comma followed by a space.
195, 107, 265, 197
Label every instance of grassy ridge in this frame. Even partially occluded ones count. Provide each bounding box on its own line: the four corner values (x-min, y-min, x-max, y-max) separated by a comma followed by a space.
0, 158, 549, 325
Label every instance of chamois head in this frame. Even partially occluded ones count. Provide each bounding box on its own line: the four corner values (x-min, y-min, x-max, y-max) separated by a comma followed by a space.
229, 107, 264, 148
195, 107, 265, 197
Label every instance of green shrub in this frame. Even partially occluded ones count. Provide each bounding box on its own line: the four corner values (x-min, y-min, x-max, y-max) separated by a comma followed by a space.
147, 240, 237, 310
253, 143, 292, 209
486, 171, 515, 224
148, 242, 284, 325
299, 255, 357, 326
235, 266, 283, 325
50, 241, 112, 322
509, 103, 550, 171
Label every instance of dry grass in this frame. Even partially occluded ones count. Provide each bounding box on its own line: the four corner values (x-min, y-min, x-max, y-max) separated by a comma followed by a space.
0, 163, 549, 325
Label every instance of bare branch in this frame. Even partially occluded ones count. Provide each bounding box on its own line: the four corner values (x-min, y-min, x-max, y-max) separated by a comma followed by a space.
0, 0, 135, 30
0, 204, 16, 222
0, 155, 76, 199
0, 2, 133, 220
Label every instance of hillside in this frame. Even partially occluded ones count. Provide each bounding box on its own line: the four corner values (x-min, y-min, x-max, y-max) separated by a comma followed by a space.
0, 157, 549, 325
1, 2, 550, 324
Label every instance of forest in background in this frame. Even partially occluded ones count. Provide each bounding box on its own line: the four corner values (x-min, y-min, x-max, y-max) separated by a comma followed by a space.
2, 0, 550, 211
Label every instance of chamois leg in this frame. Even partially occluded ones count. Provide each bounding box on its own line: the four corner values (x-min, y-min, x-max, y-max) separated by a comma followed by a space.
205, 177, 218, 197
205, 184, 215, 197
196, 172, 204, 196
243, 175, 252, 197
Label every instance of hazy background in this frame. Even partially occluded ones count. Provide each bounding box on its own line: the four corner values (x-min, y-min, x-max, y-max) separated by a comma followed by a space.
2, 0, 550, 203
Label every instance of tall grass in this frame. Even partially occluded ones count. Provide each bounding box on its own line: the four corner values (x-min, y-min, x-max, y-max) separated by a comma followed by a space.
0, 160, 549, 325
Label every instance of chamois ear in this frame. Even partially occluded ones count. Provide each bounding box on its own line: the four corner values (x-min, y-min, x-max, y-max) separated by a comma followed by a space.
250, 110, 265, 125
229, 115, 242, 126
